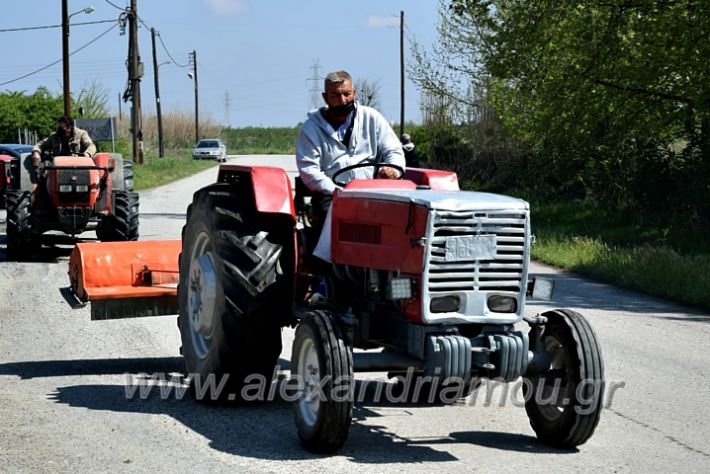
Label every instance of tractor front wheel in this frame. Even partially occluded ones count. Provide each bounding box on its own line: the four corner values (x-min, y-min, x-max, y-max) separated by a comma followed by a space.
292, 310, 353, 453
6, 190, 37, 259
96, 191, 139, 241
524, 309, 604, 448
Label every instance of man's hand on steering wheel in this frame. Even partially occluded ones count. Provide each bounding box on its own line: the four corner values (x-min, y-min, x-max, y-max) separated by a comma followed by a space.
377, 167, 400, 179
331, 160, 405, 187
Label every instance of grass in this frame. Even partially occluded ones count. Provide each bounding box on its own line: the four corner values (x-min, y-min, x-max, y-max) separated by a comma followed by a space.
221, 126, 299, 154
132, 148, 218, 190
527, 199, 710, 310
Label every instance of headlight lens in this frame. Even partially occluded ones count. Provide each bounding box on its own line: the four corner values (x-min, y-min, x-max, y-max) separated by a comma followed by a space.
59, 184, 73, 193
487, 295, 517, 313
430, 295, 460, 313
75, 185, 89, 193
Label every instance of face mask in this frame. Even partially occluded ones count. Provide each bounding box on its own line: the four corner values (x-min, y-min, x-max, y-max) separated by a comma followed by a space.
329, 101, 355, 118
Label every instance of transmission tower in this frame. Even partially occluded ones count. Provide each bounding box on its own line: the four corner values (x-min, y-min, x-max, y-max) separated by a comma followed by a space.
307, 59, 323, 111
224, 91, 231, 126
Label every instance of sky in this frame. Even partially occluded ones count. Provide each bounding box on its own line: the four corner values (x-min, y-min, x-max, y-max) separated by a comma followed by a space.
1, 0, 441, 128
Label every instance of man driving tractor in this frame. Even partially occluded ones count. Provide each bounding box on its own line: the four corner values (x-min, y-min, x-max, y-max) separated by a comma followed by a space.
32, 115, 96, 166
296, 70, 405, 262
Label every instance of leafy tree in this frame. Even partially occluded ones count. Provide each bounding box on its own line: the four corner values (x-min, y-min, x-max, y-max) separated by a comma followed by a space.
411, 1, 709, 225
74, 79, 111, 118
0, 88, 63, 143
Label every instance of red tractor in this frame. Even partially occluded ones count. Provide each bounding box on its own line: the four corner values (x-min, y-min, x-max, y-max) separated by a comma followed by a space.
0, 154, 14, 208
69, 163, 604, 454
5, 151, 138, 258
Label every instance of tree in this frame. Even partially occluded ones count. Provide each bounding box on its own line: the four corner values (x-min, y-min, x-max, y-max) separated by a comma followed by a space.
411, 1, 709, 220
354, 78, 382, 110
0, 88, 63, 143
74, 79, 111, 118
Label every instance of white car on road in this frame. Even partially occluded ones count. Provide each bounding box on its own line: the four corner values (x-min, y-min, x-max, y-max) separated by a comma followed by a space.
192, 139, 227, 162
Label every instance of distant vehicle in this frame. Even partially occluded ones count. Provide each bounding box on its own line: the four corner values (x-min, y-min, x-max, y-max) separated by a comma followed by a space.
0, 143, 34, 159
192, 139, 227, 162
0, 144, 33, 208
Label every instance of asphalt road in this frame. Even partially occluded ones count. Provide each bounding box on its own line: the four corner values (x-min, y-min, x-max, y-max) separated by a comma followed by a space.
1, 155, 708, 473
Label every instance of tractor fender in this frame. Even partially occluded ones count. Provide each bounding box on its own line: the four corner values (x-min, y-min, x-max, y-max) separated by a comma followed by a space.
217, 164, 296, 222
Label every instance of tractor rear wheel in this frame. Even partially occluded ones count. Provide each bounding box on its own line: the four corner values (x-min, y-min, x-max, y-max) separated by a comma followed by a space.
109, 155, 134, 192
292, 310, 353, 453
177, 183, 286, 402
524, 309, 604, 448
6, 190, 37, 259
96, 191, 139, 241
18, 153, 33, 191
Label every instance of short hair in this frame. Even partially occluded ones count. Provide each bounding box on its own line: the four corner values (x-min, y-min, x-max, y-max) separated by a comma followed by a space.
324, 70, 352, 91
57, 115, 73, 126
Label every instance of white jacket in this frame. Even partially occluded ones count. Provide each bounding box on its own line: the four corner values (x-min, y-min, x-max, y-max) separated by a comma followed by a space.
296, 103, 405, 195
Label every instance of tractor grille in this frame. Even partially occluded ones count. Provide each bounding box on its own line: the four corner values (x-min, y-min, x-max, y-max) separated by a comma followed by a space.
58, 169, 91, 203
426, 210, 527, 293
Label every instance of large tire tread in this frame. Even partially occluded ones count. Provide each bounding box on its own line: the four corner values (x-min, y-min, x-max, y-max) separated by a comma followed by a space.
6, 190, 36, 259
96, 191, 139, 241
177, 183, 289, 402
293, 310, 353, 453
525, 309, 604, 448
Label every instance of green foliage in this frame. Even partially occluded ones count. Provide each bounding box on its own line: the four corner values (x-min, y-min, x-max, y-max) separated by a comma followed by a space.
74, 79, 110, 118
533, 235, 710, 310
132, 149, 217, 190
526, 196, 710, 310
0, 88, 63, 143
96, 138, 130, 156
221, 126, 299, 154
411, 1, 710, 232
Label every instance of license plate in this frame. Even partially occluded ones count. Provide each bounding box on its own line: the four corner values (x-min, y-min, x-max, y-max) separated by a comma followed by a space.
445, 235, 497, 261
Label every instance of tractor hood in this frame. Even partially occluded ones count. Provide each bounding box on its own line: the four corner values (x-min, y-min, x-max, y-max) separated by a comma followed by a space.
338, 188, 529, 212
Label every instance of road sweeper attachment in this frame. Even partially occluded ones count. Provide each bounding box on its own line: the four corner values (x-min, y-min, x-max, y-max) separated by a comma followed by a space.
68, 240, 181, 320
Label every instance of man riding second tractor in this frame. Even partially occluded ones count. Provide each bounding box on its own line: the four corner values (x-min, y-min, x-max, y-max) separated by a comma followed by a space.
32, 115, 96, 167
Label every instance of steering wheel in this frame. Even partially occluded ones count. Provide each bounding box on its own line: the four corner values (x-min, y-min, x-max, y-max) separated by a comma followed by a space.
332, 160, 405, 187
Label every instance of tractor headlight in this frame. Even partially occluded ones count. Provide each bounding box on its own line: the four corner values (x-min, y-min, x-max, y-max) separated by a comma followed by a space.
59, 184, 73, 193
487, 295, 517, 313
386, 278, 412, 300
430, 295, 460, 313
75, 185, 89, 193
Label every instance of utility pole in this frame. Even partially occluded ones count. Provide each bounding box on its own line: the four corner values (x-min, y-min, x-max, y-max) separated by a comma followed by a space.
128, 0, 143, 164
151, 27, 165, 157
189, 50, 199, 144
61, 3, 94, 118
400, 10, 405, 137
62, 0, 71, 117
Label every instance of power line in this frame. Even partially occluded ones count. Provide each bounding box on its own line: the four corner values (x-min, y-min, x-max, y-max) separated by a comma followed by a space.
104, 0, 126, 11
134, 13, 189, 68
137, 14, 150, 31
0, 22, 118, 87
157, 33, 189, 67
0, 19, 118, 33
